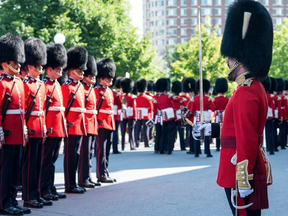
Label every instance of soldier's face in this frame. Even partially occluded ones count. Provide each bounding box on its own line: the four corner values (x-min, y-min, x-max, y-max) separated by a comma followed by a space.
226, 58, 239, 81
84, 75, 96, 85
73, 69, 84, 80
3, 61, 21, 75
53, 67, 63, 77
100, 77, 113, 86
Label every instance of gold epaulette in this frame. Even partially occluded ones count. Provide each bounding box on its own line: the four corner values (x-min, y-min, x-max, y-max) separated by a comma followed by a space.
168, 93, 173, 98
236, 160, 253, 190
270, 94, 274, 97
116, 92, 121, 97
153, 99, 157, 103
190, 97, 194, 102
277, 96, 281, 101
241, 78, 253, 87
132, 95, 137, 99
182, 97, 187, 102
208, 97, 214, 102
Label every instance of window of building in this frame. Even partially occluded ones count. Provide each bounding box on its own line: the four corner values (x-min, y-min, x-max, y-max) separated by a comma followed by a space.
181, 9, 187, 16
167, 28, 177, 35
225, 0, 233, 5
149, 21, 154, 27
191, 0, 197, 5
201, 8, 212, 15
201, 0, 212, 5
273, 18, 283, 25
181, 18, 188, 25
216, 27, 222, 35
214, 18, 222, 25
201, 17, 212, 25
273, 0, 283, 5
181, 38, 189, 44
167, 19, 177, 26
262, 0, 269, 5
155, 1, 165, 6
156, 10, 165, 16
191, 18, 197, 25
191, 29, 195, 35
215, 0, 221, 5
191, 8, 197, 16
156, 20, 165, 26
215, 8, 222, 16
167, 0, 177, 6
161, 39, 166, 45
181, 0, 187, 5
206, 28, 212, 34
181, 28, 188, 35
167, 9, 177, 16
273, 8, 284, 15
150, 11, 154, 17
168, 38, 177, 45
151, 2, 154, 7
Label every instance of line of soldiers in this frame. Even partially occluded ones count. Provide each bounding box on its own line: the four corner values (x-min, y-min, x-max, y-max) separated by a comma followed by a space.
0, 33, 117, 215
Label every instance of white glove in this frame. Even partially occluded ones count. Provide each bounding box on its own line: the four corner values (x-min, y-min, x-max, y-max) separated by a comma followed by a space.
239, 188, 254, 198
0, 126, 4, 142
24, 125, 28, 141
198, 123, 212, 136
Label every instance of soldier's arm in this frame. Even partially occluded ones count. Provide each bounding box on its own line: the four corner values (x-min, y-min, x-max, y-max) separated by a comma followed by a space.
0, 82, 6, 126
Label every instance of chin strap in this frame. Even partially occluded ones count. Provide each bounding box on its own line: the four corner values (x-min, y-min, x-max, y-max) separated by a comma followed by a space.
228, 61, 240, 75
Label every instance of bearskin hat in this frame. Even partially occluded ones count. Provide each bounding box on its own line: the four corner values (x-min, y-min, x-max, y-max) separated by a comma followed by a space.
261, 76, 271, 92
84, 56, 97, 77
276, 78, 285, 93
215, 78, 228, 94
268, 77, 277, 94
196, 79, 210, 93
221, 0, 273, 81
115, 77, 123, 89
153, 83, 157, 92
147, 80, 154, 91
166, 78, 171, 92
212, 86, 217, 96
172, 81, 182, 96
57, 72, 68, 85
136, 79, 147, 93
45, 43, 67, 69
183, 78, 196, 93
96, 58, 116, 79
156, 78, 168, 93
284, 80, 288, 91
132, 85, 138, 95
0, 33, 25, 64
65, 46, 88, 71
24, 38, 47, 66
121, 78, 134, 94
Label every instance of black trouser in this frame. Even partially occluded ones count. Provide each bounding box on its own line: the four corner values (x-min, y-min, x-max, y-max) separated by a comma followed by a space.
265, 120, 274, 153
22, 138, 43, 201
216, 138, 220, 150
96, 128, 112, 179
112, 120, 120, 153
40, 137, 62, 196
194, 140, 202, 155
272, 119, 278, 150
0, 145, 21, 209
78, 134, 95, 184
176, 121, 185, 150
121, 119, 135, 150
135, 120, 149, 147
204, 136, 211, 156
154, 124, 162, 152
64, 135, 82, 190
224, 188, 261, 216
159, 120, 176, 153
279, 121, 287, 149
186, 125, 194, 153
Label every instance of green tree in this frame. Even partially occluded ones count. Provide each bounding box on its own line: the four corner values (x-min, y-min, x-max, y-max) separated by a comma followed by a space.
0, 0, 160, 80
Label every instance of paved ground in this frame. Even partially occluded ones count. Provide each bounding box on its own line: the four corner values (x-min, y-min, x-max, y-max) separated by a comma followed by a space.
17, 142, 288, 216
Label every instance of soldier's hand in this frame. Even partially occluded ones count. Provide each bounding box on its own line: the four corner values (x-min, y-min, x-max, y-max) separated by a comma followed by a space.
0, 127, 5, 148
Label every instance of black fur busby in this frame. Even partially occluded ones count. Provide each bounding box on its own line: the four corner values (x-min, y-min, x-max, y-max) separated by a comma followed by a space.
0, 33, 25, 64
97, 58, 116, 79
24, 38, 47, 66
212, 86, 217, 96
276, 78, 285, 93
166, 78, 171, 92
196, 79, 210, 93
268, 77, 277, 94
221, 0, 273, 81
65, 46, 88, 71
261, 76, 271, 92
84, 56, 97, 77
215, 78, 228, 94
153, 83, 157, 92
132, 85, 138, 95
45, 43, 67, 69
147, 80, 154, 92
136, 79, 147, 93
172, 81, 182, 96
156, 78, 168, 93
115, 77, 123, 89
183, 78, 196, 93
285, 80, 288, 91
121, 78, 134, 94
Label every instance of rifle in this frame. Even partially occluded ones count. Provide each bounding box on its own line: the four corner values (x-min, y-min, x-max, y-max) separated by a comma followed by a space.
45, 85, 56, 113
65, 83, 81, 117
85, 86, 93, 106
96, 87, 108, 112
25, 85, 41, 123
2, 81, 16, 124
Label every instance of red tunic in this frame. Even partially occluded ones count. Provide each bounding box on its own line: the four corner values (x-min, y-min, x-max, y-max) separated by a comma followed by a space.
277, 94, 287, 121
24, 76, 46, 138
265, 93, 275, 120
62, 78, 86, 136
83, 82, 98, 135
121, 93, 136, 120
112, 90, 122, 122
44, 77, 67, 137
0, 75, 26, 145
135, 93, 153, 120
95, 85, 115, 131
191, 95, 216, 123
154, 94, 176, 122
217, 79, 268, 188
214, 95, 229, 123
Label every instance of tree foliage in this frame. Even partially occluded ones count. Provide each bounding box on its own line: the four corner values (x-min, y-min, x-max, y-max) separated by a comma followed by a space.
0, 0, 161, 80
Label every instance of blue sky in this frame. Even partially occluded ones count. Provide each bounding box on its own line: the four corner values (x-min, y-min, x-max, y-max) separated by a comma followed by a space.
128, 0, 143, 35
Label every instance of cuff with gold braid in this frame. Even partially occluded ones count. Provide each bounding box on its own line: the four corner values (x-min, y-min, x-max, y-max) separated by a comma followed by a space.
236, 159, 253, 189
0, 126, 4, 142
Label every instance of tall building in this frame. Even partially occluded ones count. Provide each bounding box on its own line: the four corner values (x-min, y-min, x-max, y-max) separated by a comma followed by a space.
143, 0, 288, 55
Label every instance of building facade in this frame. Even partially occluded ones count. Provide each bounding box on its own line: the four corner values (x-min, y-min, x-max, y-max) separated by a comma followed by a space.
143, 0, 288, 55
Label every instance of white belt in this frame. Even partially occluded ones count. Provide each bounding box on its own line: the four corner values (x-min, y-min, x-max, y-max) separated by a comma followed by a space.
137, 108, 148, 117
70, 107, 86, 113
48, 106, 65, 112
6, 109, 25, 115
99, 109, 113, 115
86, 109, 98, 115
31, 110, 45, 116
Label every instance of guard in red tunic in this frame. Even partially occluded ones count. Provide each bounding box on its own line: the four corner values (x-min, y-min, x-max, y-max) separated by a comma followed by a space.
22, 38, 52, 208
120, 78, 136, 150
269, 77, 279, 152
153, 89, 162, 153
62, 46, 87, 194
40, 43, 68, 201
146, 80, 154, 140
214, 78, 229, 151
112, 77, 123, 154
135, 79, 153, 148
154, 78, 176, 154
199, 1, 273, 215
78, 56, 101, 188
0, 34, 31, 215
95, 58, 116, 183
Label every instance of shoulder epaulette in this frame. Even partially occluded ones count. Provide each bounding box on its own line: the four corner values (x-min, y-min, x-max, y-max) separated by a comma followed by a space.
208, 97, 214, 102
23, 78, 29, 83
241, 78, 253, 87
116, 92, 121, 97
181, 97, 187, 102
64, 80, 72, 85
277, 96, 281, 100
270, 94, 274, 97
153, 99, 157, 103
132, 95, 137, 99
43, 79, 47, 84
190, 97, 194, 102
143, 94, 153, 100
168, 93, 173, 98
